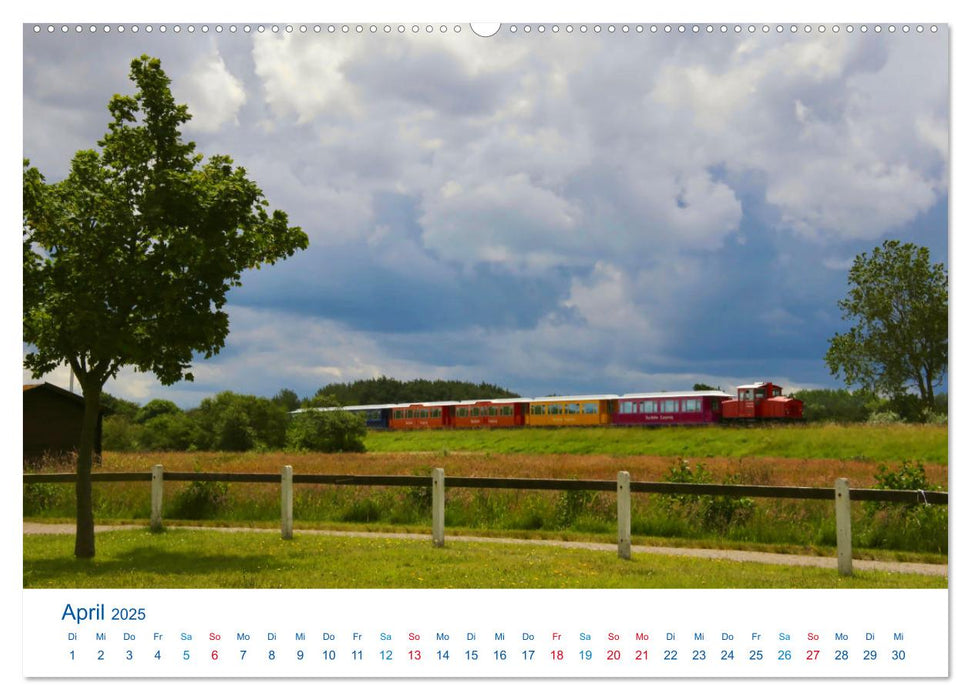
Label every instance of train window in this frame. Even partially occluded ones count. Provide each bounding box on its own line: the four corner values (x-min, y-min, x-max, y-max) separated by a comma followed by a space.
773, 387, 782, 397
661, 399, 679, 413
583, 403, 598, 414
643, 401, 657, 414
549, 404, 562, 415
501, 406, 513, 416
741, 389, 754, 401
563, 403, 577, 414
683, 399, 701, 412
406, 409, 414, 419
471, 407, 480, 417
419, 409, 429, 418
755, 389, 766, 400
487, 406, 496, 416
394, 410, 403, 419
431, 409, 441, 418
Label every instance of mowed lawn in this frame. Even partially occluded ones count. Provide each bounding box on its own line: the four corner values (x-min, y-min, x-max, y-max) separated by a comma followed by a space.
23, 529, 945, 589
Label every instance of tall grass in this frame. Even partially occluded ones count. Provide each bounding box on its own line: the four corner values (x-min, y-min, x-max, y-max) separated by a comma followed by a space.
24, 422, 948, 557
24, 468, 947, 556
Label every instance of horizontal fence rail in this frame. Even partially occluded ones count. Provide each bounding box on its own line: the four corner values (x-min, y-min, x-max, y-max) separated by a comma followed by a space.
22, 471, 949, 505
24, 468, 947, 575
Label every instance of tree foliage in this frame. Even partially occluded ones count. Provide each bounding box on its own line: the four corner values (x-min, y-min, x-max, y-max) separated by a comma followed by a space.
192, 392, 290, 451
825, 240, 947, 413
306, 376, 519, 407
287, 410, 367, 453
22, 56, 307, 557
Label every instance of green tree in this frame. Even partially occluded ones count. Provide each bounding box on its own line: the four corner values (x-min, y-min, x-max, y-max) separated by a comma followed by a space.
825, 241, 947, 414
100, 392, 141, 420
272, 388, 302, 412
193, 392, 289, 451
139, 412, 201, 451
134, 399, 182, 424
287, 410, 367, 453
22, 56, 308, 557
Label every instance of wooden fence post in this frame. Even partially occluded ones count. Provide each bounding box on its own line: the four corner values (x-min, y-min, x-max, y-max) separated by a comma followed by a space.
617, 471, 631, 560
834, 478, 852, 576
281, 465, 293, 540
432, 468, 445, 547
150, 464, 164, 532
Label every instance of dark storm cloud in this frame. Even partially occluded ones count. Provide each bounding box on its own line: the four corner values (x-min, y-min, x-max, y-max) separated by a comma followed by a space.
22, 26, 949, 405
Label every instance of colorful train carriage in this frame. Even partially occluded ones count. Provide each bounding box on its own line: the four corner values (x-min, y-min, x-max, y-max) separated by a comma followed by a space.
525, 395, 616, 427
290, 380, 801, 431
451, 398, 528, 428
611, 390, 733, 426
388, 401, 454, 430
720, 382, 804, 420
339, 404, 394, 429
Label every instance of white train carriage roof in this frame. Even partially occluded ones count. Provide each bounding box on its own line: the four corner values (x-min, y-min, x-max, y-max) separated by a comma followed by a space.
290, 403, 398, 414
620, 390, 733, 400
528, 394, 619, 402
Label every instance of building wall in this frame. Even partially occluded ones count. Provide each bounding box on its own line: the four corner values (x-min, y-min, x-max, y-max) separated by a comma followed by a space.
23, 386, 102, 464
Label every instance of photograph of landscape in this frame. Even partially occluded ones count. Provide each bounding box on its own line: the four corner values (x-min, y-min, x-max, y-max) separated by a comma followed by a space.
22, 22, 948, 591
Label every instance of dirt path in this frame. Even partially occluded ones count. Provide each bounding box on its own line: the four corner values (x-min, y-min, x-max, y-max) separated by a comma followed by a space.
22, 521, 947, 578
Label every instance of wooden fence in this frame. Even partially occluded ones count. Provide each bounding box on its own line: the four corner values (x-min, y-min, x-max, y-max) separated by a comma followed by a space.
24, 467, 948, 576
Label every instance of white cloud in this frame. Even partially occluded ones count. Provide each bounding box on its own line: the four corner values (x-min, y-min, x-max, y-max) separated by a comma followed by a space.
563, 263, 651, 334
252, 33, 360, 122
180, 47, 246, 133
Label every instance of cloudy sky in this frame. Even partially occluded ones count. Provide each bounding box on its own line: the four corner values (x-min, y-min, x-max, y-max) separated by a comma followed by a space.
21, 22, 949, 407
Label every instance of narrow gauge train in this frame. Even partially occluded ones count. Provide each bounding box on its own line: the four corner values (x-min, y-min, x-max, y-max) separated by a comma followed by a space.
299, 381, 803, 429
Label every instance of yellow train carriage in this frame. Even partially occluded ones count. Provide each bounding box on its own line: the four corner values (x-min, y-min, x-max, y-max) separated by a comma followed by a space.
525, 395, 616, 427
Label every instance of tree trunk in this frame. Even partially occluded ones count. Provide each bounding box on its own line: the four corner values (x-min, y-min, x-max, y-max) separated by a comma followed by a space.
74, 381, 102, 558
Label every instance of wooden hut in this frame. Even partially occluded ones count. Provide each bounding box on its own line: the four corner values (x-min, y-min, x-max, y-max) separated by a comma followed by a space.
23, 383, 102, 464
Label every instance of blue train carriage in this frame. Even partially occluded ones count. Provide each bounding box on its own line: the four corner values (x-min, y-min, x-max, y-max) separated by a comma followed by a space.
292, 404, 395, 429
339, 404, 396, 429
611, 390, 734, 426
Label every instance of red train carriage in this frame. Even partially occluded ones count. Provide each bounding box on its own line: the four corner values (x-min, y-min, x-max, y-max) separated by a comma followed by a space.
388, 401, 454, 430
611, 390, 733, 426
720, 381, 803, 420
451, 399, 528, 428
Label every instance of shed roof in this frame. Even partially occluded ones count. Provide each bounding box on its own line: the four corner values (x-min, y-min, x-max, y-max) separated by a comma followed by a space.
23, 382, 85, 405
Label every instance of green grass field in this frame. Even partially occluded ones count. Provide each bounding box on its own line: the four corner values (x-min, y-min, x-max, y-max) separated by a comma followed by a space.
364, 423, 948, 464
22, 529, 945, 589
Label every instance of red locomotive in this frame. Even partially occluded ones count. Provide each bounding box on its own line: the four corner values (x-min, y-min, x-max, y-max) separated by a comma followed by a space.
720, 381, 804, 421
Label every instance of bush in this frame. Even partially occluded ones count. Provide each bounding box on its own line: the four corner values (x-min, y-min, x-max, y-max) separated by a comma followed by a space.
664, 459, 754, 532
286, 410, 367, 453
170, 479, 229, 519
554, 490, 595, 528
102, 415, 143, 451
867, 410, 903, 425
23, 482, 61, 516
860, 461, 947, 554
193, 392, 290, 451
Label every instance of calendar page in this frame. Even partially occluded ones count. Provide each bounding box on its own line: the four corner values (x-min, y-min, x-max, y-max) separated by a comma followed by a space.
16, 0, 958, 697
